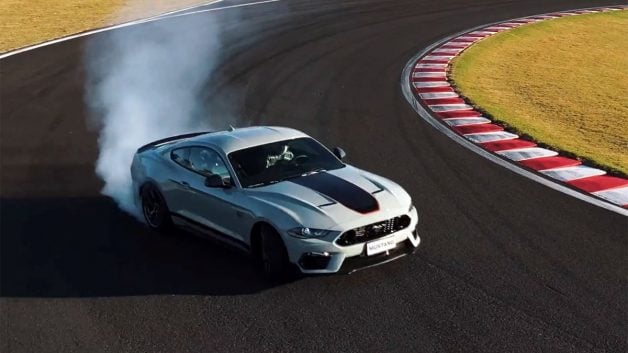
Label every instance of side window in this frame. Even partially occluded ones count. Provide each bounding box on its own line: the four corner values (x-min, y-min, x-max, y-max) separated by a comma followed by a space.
171, 148, 191, 168
188, 147, 231, 179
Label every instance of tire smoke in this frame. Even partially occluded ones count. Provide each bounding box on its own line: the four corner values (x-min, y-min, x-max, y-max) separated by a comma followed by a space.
85, 12, 222, 217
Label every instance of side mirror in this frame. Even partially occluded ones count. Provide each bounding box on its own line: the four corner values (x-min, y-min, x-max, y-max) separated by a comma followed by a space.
205, 174, 231, 188
333, 147, 346, 161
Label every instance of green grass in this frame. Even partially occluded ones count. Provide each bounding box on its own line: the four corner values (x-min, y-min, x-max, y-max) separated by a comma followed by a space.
0, 0, 209, 52
451, 10, 628, 175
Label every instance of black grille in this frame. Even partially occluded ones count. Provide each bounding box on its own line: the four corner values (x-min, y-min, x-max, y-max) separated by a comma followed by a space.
336, 215, 411, 246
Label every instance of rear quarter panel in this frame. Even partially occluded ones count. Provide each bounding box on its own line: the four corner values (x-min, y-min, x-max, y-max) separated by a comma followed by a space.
132, 149, 179, 197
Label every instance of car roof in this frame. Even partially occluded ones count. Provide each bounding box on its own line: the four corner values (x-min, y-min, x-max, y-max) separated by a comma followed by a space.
187, 126, 310, 153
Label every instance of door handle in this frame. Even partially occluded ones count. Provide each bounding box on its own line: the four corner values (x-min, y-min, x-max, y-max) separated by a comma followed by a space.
181, 181, 190, 188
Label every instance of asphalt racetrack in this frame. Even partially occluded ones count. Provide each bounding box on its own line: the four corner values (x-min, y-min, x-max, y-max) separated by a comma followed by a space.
1, 1, 626, 352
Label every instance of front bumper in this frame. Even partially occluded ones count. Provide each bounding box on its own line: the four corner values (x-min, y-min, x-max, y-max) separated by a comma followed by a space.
337, 236, 418, 274
285, 207, 421, 274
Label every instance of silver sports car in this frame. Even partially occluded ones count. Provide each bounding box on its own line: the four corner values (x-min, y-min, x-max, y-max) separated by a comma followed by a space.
131, 126, 420, 278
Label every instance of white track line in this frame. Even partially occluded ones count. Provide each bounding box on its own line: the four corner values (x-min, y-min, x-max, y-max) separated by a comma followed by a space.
413, 81, 450, 88
517, 19, 541, 23
532, 15, 560, 19
429, 104, 474, 112
485, 26, 512, 30
413, 72, 446, 78
594, 187, 628, 206
151, 0, 224, 19
442, 41, 473, 47
414, 68, 446, 72
541, 165, 606, 182
442, 112, 480, 118
0, 0, 280, 59
422, 55, 456, 60
432, 48, 464, 54
496, 147, 558, 161
443, 117, 491, 126
469, 31, 497, 35
464, 131, 519, 143
163, 0, 280, 19
418, 92, 459, 99
415, 63, 448, 69
454, 36, 483, 41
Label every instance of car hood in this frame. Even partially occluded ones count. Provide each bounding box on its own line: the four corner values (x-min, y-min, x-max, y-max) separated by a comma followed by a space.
245, 166, 412, 230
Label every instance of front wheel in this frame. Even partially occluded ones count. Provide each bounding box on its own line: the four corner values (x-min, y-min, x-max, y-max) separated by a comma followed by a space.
141, 184, 173, 232
259, 225, 290, 280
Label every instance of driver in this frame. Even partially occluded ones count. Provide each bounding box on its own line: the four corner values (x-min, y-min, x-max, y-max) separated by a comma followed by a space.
265, 145, 294, 168
199, 149, 223, 175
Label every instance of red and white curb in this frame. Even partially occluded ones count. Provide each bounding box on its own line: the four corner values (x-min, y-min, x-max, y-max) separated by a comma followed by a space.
402, 5, 628, 215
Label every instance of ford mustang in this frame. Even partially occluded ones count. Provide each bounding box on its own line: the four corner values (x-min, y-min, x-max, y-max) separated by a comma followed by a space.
131, 126, 420, 278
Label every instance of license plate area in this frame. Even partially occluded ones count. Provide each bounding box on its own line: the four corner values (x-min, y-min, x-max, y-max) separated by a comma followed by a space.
366, 237, 396, 256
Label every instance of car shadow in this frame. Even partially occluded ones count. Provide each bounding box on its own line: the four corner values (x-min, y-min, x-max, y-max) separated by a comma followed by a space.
0, 196, 286, 298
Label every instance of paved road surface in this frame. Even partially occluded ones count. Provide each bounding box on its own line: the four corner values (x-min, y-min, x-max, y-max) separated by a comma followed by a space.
1, 1, 625, 352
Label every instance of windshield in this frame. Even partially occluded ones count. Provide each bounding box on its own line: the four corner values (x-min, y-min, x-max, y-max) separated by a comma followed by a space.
228, 137, 345, 188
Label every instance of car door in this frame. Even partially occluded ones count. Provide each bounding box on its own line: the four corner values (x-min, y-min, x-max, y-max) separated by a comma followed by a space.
163, 147, 195, 216
183, 147, 244, 242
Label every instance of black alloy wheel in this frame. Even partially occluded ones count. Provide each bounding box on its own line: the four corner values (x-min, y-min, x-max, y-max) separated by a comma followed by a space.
260, 225, 290, 280
141, 184, 172, 231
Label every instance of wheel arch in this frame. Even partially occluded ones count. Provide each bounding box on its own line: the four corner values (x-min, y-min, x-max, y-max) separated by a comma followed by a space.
138, 179, 170, 217
138, 178, 162, 195
250, 220, 280, 256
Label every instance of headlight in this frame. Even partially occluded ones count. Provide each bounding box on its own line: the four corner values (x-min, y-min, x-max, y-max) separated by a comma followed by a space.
287, 227, 331, 238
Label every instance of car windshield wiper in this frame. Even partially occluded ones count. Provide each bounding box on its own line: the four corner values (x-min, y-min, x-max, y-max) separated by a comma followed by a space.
306, 168, 327, 175
247, 169, 327, 188
247, 180, 279, 188
280, 168, 326, 182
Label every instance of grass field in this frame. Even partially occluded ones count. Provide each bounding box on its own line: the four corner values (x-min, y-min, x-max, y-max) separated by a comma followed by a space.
451, 10, 628, 175
0, 0, 211, 52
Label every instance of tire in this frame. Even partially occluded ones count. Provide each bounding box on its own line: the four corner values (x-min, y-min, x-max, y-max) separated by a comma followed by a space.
140, 183, 173, 232
259, 225, 290, 280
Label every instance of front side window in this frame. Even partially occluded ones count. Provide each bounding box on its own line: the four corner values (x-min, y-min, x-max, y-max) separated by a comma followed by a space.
172, 147, 231, 181
188, 147, 231, 180
171, 148, 191, 168
228, 137, 344, 188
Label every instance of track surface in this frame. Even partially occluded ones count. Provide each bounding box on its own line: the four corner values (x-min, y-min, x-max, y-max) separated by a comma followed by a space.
1, 1, 626, 352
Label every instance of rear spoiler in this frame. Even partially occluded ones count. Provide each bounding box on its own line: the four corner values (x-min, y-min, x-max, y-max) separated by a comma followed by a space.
137, 131, 212, 153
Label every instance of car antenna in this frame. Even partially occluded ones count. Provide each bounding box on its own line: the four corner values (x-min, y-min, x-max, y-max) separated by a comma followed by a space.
228, 125, 236, 132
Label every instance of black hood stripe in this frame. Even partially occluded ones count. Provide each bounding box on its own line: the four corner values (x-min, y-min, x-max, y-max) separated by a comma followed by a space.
290, 172, 379, 214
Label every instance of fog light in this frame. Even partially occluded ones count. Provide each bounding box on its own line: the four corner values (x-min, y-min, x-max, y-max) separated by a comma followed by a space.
299, 252, 331, 270
399, 215, 411, 228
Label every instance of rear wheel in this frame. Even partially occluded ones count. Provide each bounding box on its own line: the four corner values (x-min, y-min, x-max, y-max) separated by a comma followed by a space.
259, 225, 290, 280
141, 184, 172, 232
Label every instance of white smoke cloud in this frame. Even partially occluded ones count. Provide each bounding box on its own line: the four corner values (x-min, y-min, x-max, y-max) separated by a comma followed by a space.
85, 9, 224, 217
